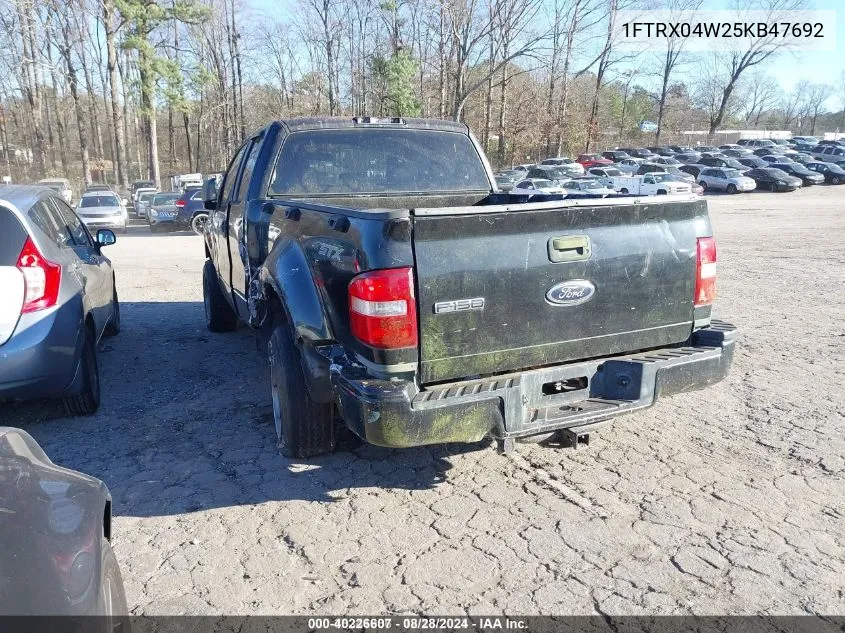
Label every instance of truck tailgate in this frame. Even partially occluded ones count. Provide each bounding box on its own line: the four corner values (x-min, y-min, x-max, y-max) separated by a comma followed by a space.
412, 199, 707, 384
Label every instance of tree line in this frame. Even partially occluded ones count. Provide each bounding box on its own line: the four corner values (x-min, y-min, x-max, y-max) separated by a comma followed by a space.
1, 0, 843, 192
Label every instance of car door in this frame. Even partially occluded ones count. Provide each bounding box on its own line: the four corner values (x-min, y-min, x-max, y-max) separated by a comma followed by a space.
213, 142, 250, 297
226, 132, 265, 315
49, 197, 113, 337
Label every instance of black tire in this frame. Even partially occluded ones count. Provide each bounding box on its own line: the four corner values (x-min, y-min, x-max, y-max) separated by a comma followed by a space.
656, 189, 666, 195
203, 259, 238, 332
832, 176, 841, 185
99, 537, 129, 618
620, 188, 628, 194
104, 286, 120, 337
191, 212, 209, 236
64, 325, 100, 415
267, 315, 334, 458
727, 184, 737, 194
698, 181, 707, 191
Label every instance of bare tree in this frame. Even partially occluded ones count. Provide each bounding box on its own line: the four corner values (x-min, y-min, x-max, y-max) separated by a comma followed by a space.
654, 0, 702, 143
737, 71, 780, 127
704, 0, 807, 136
584, 0, 642, 152
838, 70, 845, 130
446, 0, 545, 121
56, 0, 92, 185
800, 83, 832, 134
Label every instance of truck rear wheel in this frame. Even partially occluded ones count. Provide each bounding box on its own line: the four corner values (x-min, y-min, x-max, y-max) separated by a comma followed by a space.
267, 318, 335, 458
203, 259, 238, 332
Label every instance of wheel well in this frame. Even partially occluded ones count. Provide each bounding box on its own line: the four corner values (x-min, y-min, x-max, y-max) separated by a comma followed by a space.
103, 500, 112, 541
265, 285, 288, 324
259, 285, 288, 349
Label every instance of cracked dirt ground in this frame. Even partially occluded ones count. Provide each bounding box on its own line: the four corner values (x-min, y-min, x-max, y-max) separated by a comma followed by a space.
2, 188, 843, 615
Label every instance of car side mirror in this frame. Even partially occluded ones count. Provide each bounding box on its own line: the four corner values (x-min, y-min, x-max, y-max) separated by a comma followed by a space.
96, 229, 116, 246
203, 178, 218, 210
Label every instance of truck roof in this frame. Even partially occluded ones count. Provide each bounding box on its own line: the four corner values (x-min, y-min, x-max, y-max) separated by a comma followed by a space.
277, 117, 470, 135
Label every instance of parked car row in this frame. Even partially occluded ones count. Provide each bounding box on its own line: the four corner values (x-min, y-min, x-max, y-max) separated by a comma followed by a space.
503, 137, 845, 196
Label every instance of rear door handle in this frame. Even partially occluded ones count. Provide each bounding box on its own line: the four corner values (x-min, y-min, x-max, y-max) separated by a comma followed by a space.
548, 235, 591, 263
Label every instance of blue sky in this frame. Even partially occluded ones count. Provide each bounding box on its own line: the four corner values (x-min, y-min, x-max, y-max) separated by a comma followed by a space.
249, 0, 843, 108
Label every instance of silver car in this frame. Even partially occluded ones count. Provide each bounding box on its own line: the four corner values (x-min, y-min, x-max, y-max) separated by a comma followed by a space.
0, 427, 128, 616
697, 167, 756, 193
76, 191, 128, 233
0, 185, 119, 414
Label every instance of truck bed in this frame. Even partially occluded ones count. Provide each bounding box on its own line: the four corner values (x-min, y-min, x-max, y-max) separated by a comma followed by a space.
264, 193, 708, 384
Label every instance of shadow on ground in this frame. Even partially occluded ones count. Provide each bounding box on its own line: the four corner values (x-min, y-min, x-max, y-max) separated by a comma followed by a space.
1, 301, 487, 518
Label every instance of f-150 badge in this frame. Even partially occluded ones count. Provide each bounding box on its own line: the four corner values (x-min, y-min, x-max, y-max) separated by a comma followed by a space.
434, 298, 485, 314
546, 280, 595, 306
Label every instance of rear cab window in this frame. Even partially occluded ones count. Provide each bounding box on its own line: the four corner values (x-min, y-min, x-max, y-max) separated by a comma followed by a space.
267, 128, 490, 196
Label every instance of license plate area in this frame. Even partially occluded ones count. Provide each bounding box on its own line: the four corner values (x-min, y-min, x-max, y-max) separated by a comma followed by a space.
541, 376, 588, 396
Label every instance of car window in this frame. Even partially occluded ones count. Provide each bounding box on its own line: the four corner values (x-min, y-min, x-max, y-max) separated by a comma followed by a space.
80, 195, 120, 208
28, 199, 71, 247
152, 193, 181, 205
235, 134, 264, 202
53, 198, 93, 247
220, 143, 250, 202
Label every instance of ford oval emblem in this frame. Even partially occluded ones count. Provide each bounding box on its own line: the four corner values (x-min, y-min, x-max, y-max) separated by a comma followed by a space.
546, 280, 596, 306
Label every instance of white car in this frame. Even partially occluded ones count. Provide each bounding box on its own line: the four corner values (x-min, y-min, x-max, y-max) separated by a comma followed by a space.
133, 186, 158, 212
697, 167, 757, 193
510, 178, 565, 195
561, 178, 615, 197
615, 158, 643, 174
586, 167, 624, 188
37, 178, 73, 204
540, 157, 585, 175
75, 191, 128, 233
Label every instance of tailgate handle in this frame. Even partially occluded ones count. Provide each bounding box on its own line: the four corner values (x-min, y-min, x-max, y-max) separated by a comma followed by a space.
549, 235, 591, 263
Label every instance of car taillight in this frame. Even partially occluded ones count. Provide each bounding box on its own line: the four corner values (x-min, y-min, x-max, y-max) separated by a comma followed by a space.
694, 236, 717, 307
17, 237, 61, 314
348, 267, 418, 349
175, 199, 186, 208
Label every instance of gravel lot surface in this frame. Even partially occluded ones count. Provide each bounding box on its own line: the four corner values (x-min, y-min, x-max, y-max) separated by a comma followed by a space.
3, 187, 844, 615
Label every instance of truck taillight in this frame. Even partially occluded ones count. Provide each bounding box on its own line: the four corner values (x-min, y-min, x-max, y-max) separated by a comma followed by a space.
348, 267, 418, 349
694, 236, 717, 307
175, 199, 186, 208
17, 237, 62, 313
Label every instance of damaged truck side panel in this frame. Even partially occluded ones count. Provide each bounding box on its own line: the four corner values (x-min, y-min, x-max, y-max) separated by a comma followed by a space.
202, 117, 736, 457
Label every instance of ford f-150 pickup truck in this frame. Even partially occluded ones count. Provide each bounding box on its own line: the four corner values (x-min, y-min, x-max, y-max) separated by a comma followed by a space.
201, 117, 736, 458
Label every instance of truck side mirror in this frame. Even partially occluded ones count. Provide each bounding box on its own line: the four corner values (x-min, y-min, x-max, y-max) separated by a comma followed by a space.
203, 178, 218, 210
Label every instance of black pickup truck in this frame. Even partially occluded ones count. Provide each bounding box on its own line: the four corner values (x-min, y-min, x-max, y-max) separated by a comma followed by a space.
201, 117, 736, 457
